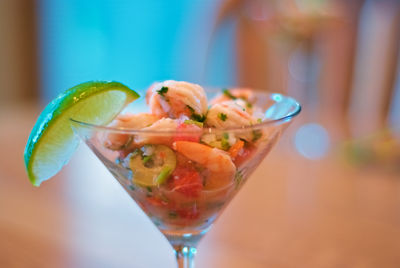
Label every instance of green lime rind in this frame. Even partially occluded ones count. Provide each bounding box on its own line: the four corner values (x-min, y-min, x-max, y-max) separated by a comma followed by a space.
24, 81, 139, 186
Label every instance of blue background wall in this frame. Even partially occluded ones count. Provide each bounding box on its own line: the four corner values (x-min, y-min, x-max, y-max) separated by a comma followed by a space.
38, 0, 237, 101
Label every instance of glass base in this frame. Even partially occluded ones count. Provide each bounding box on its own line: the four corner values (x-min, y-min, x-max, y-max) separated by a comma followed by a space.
162, 227, 211, 268
162, 225, 211, 248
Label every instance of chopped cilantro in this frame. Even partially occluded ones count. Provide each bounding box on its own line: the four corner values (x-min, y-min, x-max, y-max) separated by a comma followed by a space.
168, 211, 178, 219
128, 185, 136, 191
221, 132, 230, 150
222, 89, 237, 100
252, 130, 262, 142
240, 138, 249, 147
131, 149, 141, 158
186, 105, 195, 113
218, 113, 227, 121
234, 170, 244, 189
186, 105, 206, 122
157, 86, 168, 97
191, 113, 206, 122
184, 119, 203, 128
221, 140, 230, 151
246, 102, 253, 108
146, 186, 153, 193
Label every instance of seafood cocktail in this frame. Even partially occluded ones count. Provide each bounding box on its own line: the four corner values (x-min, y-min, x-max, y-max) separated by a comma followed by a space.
25, 80, 301, 268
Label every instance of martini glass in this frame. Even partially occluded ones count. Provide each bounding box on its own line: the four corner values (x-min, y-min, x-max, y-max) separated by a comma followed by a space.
70, 90, 301, 268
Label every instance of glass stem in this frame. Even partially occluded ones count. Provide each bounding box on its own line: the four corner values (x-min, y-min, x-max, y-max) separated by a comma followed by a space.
173, 245, 196, 268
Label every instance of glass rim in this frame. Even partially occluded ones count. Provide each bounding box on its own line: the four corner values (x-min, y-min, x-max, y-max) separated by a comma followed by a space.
70, 92, 301, 134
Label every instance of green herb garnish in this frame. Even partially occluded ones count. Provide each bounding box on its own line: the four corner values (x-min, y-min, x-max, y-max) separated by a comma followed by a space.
257, 118, 262, 123
128, 185, 136, 191
223, 89, 237, 100
252, 130, 262, 142
221, 140, 230, 150
234, 170, 244, 189
186, 105, 195, 113
157, 86, 168, 97
168, 211, 178, 219
186, 105, 206, 122
130, 149, 141, 158
191, 113, 206, 122
218, 113, 227, 121
240, 138, 249, 147
146, 186, 153, 193
221, 132, 230, 150
184, 119, 203, 128
246, 102, 253, 108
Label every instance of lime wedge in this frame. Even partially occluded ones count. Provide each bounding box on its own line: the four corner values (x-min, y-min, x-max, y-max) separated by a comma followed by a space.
24, 81, 139, 186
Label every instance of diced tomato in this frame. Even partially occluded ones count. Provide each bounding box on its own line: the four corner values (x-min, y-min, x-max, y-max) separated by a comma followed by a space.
173, 123, 201, 143
168, 166, 203, 198
176, 206, 200, 220
146, 196, 169, 207
233, 146, 254, 167
118, 150, 131, 160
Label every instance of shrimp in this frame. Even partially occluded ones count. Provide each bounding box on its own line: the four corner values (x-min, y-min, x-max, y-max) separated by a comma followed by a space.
104, 113, 160, 150
210, 88, 256, 105
173, 141, 236, 190
205, 100, 258, 129
134, 117, 180, 146
211, 88, 263, 117
146, 80, 208, 119
206, 100, 267, 142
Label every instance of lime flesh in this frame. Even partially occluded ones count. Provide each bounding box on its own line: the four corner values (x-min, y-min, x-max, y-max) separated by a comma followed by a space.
24, 81, 139, 186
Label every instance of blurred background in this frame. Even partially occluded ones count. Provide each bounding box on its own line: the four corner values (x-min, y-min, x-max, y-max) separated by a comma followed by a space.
1, 0, 400, 267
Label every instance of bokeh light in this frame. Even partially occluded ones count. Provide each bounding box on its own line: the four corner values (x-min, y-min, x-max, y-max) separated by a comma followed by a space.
295, 123, 331, 159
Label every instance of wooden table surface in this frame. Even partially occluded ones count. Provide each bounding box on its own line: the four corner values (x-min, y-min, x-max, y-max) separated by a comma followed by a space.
1, 103, 400, 268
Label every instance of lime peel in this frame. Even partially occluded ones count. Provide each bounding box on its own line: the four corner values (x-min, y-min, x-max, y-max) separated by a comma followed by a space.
24, 81, 139, 186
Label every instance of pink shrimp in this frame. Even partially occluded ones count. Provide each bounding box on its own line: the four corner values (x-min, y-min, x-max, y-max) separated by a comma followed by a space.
210, 88, 256, 105
172, 141, 236, 190
104, 113, 160, 150
133, 117, 180, 146
146, 80, 208, 119
205, 100, 258, 129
